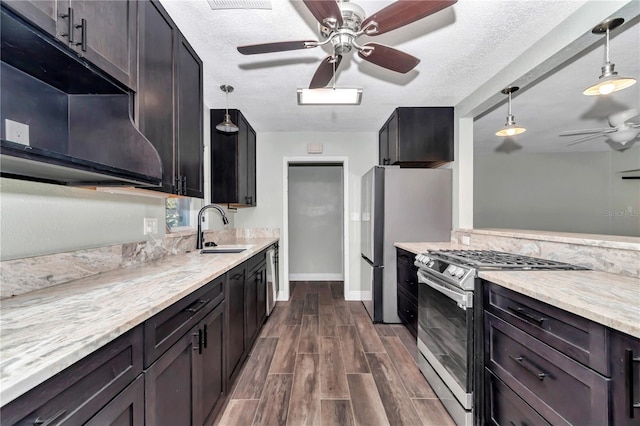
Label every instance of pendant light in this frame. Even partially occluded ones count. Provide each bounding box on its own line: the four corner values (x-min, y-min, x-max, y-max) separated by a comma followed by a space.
216, 85, 239, 133
583, 18, 636, 96
495, 86, 526, 137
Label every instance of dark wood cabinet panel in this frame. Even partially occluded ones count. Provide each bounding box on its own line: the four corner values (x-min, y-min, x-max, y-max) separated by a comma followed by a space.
610, 329, 640, 426
484, 369, 550, 426
85, 374, 144, 426
485, 311, 610, 425
256, 262, 267, 330
378, 107, 453, 167
0, 326, 143, 425
246, 268, 258, 347
485, 281, 608, 375
227, 264, 247, 383
145, 327, 197, 426
176, 33, 204, 198
4, 0, 137, 90
396, 248, 418, 337
211, 109, 257, 207
397, 287, 418, 338
138, 0, 203, 197
194, 302, 226, 426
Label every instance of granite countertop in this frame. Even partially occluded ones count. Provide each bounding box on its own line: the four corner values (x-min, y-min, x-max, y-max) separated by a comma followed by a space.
395, 241, 640, 339
0, 237, 278, 405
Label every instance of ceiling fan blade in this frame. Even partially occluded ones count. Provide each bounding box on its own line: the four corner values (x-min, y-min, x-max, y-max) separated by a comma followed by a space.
559, 128, 613, 137
302, 0, 343, 28
566, 133, 607, 146
358, 43, 420, 73
362, 0, 457, 36
237, 40, 317, 55
618, 168, 640, 173
309, 55, 342, 89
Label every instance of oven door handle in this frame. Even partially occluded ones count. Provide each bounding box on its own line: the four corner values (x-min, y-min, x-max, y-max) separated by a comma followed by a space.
418, 270, 472, 309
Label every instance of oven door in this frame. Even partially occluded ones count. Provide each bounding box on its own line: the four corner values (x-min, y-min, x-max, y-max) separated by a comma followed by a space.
417, 269, 474, 410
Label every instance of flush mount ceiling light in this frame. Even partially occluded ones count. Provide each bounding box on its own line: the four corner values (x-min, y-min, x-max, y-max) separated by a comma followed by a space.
216, 85, 239, 133
495, 86, 526, 137
297, 88, 363, 105
583, 18, 636, 96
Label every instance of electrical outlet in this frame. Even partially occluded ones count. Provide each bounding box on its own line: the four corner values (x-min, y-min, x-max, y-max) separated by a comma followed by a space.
144, 218, 159, 235
5, 119, 30, 146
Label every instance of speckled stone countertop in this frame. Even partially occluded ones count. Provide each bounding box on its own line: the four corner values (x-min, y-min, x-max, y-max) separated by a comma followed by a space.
395, 242, 640, 339
0, 237, 278, 405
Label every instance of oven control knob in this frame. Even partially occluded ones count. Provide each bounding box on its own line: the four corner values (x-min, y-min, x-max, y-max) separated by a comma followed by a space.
428, 261, 435, 267
422, 255, 431, 264
447, 266, 456, 275
454, 268, 465, 278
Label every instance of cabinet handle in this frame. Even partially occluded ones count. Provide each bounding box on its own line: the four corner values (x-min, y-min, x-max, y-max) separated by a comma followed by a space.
193, 330, 203, 354
509, 355, 547, 381
404, 279, 415, 286
60, 8, 74, 43
185, 298, 210, 314
625, 349, 640, 417
245, 196, 253, 205
231, 273, 244, 281
203, 324, 208, 349
75, 18, 87, 52
507, 306, 545, 326
34, 409, 66, 426
182, 176, 187, 195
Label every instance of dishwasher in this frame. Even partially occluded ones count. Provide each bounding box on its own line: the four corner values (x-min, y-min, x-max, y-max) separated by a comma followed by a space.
266, 244, 278, 315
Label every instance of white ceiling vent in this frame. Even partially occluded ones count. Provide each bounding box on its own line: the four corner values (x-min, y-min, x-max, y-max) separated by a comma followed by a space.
207, 0, 271, 10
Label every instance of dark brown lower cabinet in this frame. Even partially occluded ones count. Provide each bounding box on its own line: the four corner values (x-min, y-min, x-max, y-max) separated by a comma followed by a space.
484, 370, 550, 426
256, 262, 267, 329
227, 265, 246, 384
610, 329, 640, 426
85, 374, 144, 426
396, 248, 418, 337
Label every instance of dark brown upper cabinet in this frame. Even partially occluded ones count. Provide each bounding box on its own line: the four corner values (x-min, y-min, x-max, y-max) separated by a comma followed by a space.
2, 0, 138, 91
379, 107, 454, 168
211, 109, 257, 207
138, 0, 203, 198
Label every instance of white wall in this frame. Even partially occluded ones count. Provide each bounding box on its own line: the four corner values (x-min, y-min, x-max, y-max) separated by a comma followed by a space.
288, 165, 343, 280
474, 146, 640, 236
233, 132, 377, 296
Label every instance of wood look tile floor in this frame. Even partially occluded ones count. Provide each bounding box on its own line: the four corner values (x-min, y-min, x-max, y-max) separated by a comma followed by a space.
216, 282, 455, 426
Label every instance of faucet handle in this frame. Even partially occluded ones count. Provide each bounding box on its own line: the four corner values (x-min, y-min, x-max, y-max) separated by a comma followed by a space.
204, 241, 218, 247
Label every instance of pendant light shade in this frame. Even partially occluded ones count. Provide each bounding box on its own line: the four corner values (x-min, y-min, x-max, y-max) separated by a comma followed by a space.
216, 85, 239, 133
583, 18, 636, 96
496, 86, 526, 137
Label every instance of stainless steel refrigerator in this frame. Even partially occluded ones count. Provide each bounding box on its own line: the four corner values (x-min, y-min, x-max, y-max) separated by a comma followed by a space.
361, 166, 452, 323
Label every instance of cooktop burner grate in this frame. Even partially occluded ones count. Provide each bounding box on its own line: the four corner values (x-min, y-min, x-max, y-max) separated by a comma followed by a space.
426, 250, 587, 270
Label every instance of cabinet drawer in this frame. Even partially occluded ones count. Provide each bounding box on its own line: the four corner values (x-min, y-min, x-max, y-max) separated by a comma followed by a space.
485, 281, 608, 375
485, 369, 551, 426
1, 326, 143, 425
246, 250, 266, 275
396, 248, 416, 268
397, 287, 418, 337
144, 275, 224, 367
397, 261, 418, 300
485, 312, 610, 425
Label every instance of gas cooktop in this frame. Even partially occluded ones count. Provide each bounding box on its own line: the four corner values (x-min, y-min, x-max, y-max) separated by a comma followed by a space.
422, 250, 588, 270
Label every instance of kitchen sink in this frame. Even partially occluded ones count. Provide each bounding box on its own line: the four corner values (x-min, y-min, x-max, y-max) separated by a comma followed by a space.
201, 247, 247, 254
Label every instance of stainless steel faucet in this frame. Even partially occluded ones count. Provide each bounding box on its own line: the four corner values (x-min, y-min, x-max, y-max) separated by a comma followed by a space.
196, 204, 229, 249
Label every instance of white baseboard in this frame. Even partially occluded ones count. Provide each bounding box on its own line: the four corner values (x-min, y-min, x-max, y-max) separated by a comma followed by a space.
289, 273, 344, 281
345, 291, 370, 301
276, 290, 289, 301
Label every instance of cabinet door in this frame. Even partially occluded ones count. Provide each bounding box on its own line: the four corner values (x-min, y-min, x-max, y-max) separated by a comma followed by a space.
66, 0, 137, 90
2, 0, 59, 36
245, 270, 258, 349
177, 34, 203, 198
194, 302, 226, 426
145, 329, 197, 426
237, 114, 249, 204
85, 375, 144, 426
256, 264, 267, 328
396, 107, 453, 164
246, 123, 257, 206
610, 330, 640, 426
378, 125, 389, 165
138, 0, 176, 194
387, 110, 398, 164
227, 267, 246, 382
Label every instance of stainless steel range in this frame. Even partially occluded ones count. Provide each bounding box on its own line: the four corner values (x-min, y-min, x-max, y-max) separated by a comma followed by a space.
413, 250, 586, 426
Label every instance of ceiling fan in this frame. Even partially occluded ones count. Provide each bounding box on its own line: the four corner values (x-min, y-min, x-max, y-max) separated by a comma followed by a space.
559, 109, 640, 148
237, 0, 457, 89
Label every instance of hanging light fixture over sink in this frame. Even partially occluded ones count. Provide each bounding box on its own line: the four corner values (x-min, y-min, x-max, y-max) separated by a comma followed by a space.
216, 85, 239, 133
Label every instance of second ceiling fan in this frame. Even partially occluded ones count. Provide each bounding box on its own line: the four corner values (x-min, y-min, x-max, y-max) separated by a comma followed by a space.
237, 0, 457, 89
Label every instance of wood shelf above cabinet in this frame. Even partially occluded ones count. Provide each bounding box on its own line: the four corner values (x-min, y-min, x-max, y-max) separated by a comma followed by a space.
379, 107, 453, 168
210, 109, 257, 207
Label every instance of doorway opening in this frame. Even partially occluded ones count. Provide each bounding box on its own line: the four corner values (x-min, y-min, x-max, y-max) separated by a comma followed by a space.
281, 157, 349, 301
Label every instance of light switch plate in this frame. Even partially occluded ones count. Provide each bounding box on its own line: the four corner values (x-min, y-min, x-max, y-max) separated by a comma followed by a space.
5, 119, 30, 146
144, 218, 159, 235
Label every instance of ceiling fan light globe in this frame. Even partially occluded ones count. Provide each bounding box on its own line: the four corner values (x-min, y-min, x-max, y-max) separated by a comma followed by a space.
583, 76, 637, 96
609, 128, 639, 144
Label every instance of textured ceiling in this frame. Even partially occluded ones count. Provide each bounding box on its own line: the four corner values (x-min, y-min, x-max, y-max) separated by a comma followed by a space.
159, 0, 639, 153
